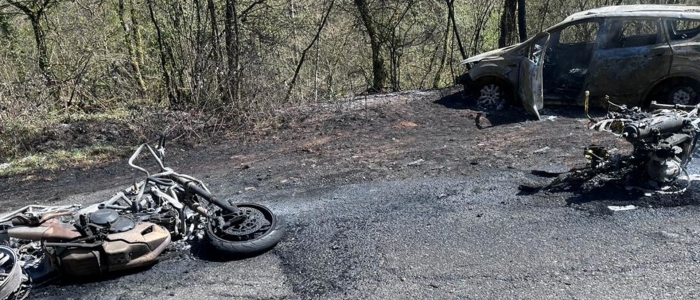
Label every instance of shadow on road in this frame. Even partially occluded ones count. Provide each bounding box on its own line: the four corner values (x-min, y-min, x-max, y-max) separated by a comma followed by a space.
433, 90, 609, 129
433, 91, 533, 128
520, 171, 700, 208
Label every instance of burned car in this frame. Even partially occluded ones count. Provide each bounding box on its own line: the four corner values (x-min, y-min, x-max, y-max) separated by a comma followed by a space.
457, 5, 700, 120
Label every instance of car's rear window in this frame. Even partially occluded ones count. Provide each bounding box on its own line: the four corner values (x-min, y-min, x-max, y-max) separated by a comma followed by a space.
601, 19, 660, 49
667, 19, 700, 41
619, 19, 659, 48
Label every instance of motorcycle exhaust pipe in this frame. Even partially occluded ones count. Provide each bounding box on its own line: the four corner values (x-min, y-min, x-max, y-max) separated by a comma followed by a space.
7, 226, 49, 241
8, 221, 82, 242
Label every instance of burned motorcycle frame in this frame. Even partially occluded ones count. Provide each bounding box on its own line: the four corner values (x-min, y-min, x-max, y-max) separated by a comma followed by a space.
0, 139, 285, 299
566, 100, 700, 194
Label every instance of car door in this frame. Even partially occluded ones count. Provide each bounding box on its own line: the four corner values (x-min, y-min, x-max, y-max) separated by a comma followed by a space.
519, 33, 550, 120
542, 20, 601, 102
585, 18, 672, 104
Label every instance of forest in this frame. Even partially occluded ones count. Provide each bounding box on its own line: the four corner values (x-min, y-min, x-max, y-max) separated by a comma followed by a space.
0, 0, 694, 166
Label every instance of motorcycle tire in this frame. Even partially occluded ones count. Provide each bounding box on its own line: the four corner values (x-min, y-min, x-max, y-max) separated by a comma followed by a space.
0, 246, 23, 300
205, 203, 285, 257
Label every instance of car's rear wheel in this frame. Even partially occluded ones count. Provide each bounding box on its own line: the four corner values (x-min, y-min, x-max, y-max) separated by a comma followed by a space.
660, 79, 700, 106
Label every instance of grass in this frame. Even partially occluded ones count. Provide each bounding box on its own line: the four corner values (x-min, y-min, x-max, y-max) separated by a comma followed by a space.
0, 144, 130, 177
0, 106, 138, 177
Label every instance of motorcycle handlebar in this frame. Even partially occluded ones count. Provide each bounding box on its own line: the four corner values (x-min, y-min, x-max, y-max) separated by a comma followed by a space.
128, 143, 167, 177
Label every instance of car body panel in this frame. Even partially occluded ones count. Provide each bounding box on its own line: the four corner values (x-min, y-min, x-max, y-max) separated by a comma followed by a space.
585, 18, 673, 106
666, 18, 700, 83
518, 33, 550, 120
462, 45, 519, 64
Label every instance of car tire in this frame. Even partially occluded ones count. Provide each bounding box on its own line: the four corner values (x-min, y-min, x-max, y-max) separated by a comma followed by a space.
471, 77, 514, 110
665, 82, 700, 106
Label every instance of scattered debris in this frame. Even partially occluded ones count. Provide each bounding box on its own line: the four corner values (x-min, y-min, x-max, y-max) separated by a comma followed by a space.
607, 205, 636, 212
659, 231, 680, 239
476, 113, 492, 129
396, 121, 418, 128
533, 147, 550, 154
407, 159, 424, 166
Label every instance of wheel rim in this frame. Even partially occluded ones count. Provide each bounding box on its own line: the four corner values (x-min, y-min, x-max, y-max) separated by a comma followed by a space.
671, 87, 697, 105
210, 204, 274, 241
223, 206, 266, 236
478, 84, 504, 108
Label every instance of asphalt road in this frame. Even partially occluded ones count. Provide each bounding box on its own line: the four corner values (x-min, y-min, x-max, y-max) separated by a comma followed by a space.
26, 165, 700, 300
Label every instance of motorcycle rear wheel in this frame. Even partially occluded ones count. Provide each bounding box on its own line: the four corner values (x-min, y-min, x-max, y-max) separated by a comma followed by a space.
205, 203, 285, 257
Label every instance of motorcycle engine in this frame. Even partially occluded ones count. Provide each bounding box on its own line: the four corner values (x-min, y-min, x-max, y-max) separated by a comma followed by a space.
88, 209, 135, 233
647, 155, 682, 183
644, 133, 692, 184
56, 209, 171, 277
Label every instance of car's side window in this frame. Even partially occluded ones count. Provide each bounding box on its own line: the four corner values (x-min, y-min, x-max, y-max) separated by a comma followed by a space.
667, 19, 700, 41
604, 19, 660, 49
559, 21, 599, 44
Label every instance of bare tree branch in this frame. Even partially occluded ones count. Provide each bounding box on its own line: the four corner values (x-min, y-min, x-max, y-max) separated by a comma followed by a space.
239, 0, 264, 20
284, 0, 335, 102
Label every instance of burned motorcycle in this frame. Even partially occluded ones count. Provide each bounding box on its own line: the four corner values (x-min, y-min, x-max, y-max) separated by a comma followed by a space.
0, 138, 285, 299
547, 100, 700, 194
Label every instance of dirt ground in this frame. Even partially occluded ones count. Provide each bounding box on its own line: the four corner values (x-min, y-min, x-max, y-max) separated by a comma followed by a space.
1, 86, 631, 211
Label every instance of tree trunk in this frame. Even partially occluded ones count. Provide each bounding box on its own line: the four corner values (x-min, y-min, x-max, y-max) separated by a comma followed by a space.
147, 0, 177, 106
7, 0, 55, 83
446, 0, 467, 60
284, 0, 335, 102
432, 8, 451, 88
354, 0, 387, 93
224, 0, 241, 104
472, 1, 493, 55
498, 0, 517, 48
118, 0, 146, 91
517, 0, 527, 42
206, 0, 220, 61
29, 17, 52, 82
130, 0, 145, 66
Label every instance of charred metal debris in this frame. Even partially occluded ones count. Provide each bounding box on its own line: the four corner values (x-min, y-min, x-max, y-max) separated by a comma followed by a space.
535, 99, 700, 196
